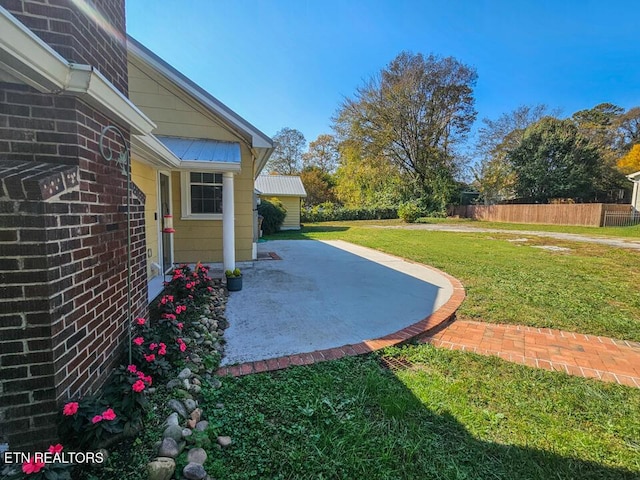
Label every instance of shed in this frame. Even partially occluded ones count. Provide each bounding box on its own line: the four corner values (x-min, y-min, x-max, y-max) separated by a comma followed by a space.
255, 175, 307, 230
628, 171, 640, 212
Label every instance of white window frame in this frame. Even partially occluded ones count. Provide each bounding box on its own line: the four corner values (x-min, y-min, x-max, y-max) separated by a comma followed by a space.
180, 171, 223, 220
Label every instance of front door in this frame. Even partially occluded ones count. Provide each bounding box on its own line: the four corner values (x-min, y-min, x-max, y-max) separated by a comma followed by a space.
159, 172, 173, 273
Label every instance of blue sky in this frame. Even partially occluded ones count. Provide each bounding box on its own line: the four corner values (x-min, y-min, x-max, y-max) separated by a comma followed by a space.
126, 0, 640, 152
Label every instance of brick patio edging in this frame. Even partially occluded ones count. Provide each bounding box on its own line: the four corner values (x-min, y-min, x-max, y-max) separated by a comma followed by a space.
216, 265, 465, 377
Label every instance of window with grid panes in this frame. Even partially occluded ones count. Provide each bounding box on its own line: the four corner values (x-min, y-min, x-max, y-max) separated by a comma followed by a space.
189, 172, 222, 214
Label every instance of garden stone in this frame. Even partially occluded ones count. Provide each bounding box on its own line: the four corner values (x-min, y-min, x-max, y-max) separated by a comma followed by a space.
173, 388, 192, 399
163, 424, 183, 442
190, 353, 202, 363
195, 420, 209, 431
147, 387, 157, 394
183, 399, 197, 412
216, 436, 232, 447
189, 408, 201, 423
203, 341, 213, 347
187, 448, 207, 465
167, 399, 189, 418
183, 462, 207, 480
158, 438, 179, 458
183, 379, 191, 390
164, 412, 179, 426
147, 457, 175, 480
167, 379, 182, 390
182, 428, 192, 438
210, 379, 222, 389
178, 367, 192, 380
187, 419, 197, 429
191, 385, 202, 394
215, 403, 224, 409
192, 378, 201, 386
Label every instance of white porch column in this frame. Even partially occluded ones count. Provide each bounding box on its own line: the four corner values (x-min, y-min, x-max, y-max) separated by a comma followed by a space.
222, 172, 235, 271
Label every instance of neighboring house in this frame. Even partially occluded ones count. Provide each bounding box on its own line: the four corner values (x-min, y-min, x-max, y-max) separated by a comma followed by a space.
0, 1, 272, 450
255, 175, 307, 230
127, 37, 273, 300
628, 171, 640, 212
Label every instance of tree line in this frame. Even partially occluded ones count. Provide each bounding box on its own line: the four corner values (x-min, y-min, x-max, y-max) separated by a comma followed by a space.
264, 52, 640, 211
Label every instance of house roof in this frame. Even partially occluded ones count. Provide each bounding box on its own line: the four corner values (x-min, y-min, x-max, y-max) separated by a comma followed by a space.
627, 171, 640, 181
255, 175, 307, 197
127, 36, 273, 176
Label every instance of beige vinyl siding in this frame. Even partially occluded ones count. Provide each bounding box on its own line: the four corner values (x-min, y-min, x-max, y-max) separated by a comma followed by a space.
128, 58, 257, 263
131, 159, 159, 281
270, 196, 301, 230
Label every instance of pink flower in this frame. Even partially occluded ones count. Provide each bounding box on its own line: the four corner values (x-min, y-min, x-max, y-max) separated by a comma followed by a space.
48, 444, 63, 454
22, 457, 45, 474
144, 375, 153, 385
101, 408, 116, 421
149, 343, 158, 351
177, 322, 183, 330
162, 313, 176, 321
132, 380, 145, 392
207, 286, 213, 292
63, 402, 79, 416
136, 317, 146, 325
168, 295, 174, 302
144, 353, 156, 362
91, 415, 103, 424
158, 343, 167, 355
127, 364, 137, 373
133, 336, 144, 346
179, 343, 186, 352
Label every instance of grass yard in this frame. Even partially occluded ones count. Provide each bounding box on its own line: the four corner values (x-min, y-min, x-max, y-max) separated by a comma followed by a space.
267, 223, 640, 341
203, 347, 640, 479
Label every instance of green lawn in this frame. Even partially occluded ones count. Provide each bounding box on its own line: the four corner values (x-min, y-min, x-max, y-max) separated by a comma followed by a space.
266, 223, 640, 341
204, 347, 640, 479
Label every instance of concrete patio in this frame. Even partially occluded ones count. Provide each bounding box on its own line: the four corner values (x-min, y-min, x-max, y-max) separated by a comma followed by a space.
221, 239, 459, 365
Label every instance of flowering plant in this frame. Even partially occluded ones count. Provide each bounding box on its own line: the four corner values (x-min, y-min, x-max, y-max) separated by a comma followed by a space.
100, 364, 152, 430
58, 396, 122, 450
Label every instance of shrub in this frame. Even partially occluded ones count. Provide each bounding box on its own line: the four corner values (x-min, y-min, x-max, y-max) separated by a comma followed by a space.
301, 204, 398, 223
398, 201, 422, 223
258, 198, 287, 234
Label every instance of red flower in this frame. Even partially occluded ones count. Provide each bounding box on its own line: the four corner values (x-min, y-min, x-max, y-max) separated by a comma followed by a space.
63, 402, 79, 416
179, 343, 186, 352
48, 444, 63, 454
168, 295, 174, 302
144, 353, 156, 362
91, 415, 103, 424
133, 336, 144, 346
136, 317, 146, 325
132, 380, 145, 392
144, 375, 153, 385
158, 343, 167, 355
101, 408, 116, 421
162, 313, 176, 321
207, 286, 213, 292
149, 343, 158, 351
177, 322, 183, 330
127, 364, 137, 373
22, 457, 45, 474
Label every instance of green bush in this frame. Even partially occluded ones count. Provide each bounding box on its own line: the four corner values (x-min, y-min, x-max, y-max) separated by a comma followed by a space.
301, 203, 397, 223
258, 198, 287, 234
397, 201, 422, 223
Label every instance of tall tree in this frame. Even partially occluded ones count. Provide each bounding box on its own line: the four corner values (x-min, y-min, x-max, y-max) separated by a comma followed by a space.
264, 127, 306, 174
299, 166, 336, 206
302, 134, 339, 173
473, 104, 553, 204
333, 52, 477, 210
615, 107, 640, 151
507, 117, 600, 202
617, 144, 640, 174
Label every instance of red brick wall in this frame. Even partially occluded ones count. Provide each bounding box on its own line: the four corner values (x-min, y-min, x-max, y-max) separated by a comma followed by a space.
0, 1, 148, 449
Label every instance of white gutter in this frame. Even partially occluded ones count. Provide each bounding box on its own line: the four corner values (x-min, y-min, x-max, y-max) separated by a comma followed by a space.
0, 6, 156, 136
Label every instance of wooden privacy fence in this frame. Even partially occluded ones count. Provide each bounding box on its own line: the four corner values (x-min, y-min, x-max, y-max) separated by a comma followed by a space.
450, 203, 634, 227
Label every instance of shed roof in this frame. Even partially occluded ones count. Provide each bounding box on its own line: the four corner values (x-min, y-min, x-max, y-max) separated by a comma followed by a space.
157, 136, 240, 164
256, 175, 307, 197
627, 171, 640, 181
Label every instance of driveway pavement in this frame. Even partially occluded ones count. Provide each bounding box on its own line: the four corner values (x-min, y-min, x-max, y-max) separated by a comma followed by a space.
221, 240, 455, 365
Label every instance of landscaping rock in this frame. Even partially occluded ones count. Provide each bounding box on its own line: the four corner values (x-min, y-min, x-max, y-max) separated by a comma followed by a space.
215, 403, 224, 409
183, 398, 197, 412
163, 424, 183, 442
187, 447, 207, 465
158, 438, 179, 458
191, 385, 202, 394
166, 379, 182, 390
195, 420, 208, 432
183, 462, 207, 480
187, 419, 197, 429
147, 457, 175, 480
210, 379, 222, 389
164, 412, 179, 426
178, 367, 192, 380
189, 408, 202, 423
183, 379, 192, 390
167, 399, 189, 418
182, 428, 192, 438
216, 435, 232, 447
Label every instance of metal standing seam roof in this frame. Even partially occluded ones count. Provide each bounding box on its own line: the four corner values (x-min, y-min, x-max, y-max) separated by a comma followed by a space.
255, 175, 307, 197
156, 136, 241, 163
